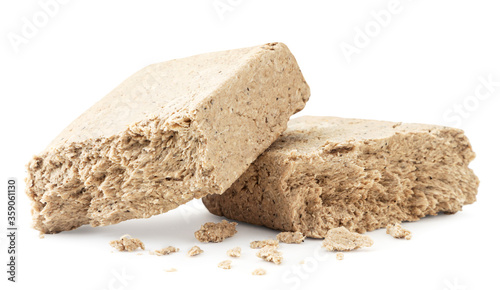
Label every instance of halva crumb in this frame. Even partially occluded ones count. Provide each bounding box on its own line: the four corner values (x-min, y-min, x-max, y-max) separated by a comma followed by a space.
227, 247, 241, 258
109, 234, 145, 252
250, 239, 279, 249
322, 227, 373, 251
187, 245, 204, 257
256, 245, 283, 265
195, 220, 237, 243
386, 223, 412, 240
252, 268, 266, 275
153, 246, 179, 256
218, 260, 232, 269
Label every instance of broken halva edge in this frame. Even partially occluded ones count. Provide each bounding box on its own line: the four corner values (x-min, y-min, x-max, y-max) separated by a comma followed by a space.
203, 116, 479, 238
26, 42, 310, 234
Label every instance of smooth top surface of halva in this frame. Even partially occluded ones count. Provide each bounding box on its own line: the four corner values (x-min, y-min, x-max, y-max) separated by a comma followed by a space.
48, 45, 263, 149
271, 116, 446, 155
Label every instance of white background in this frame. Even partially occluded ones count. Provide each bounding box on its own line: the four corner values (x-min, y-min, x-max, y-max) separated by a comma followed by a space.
1, 1, 499, 289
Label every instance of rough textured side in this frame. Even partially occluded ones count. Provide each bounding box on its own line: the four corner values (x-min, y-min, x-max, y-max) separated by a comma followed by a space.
203, 116, 479, 238
26, 42, 310, 233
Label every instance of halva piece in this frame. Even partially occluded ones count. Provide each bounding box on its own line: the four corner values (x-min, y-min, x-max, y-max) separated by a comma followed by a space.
26, 42, 310, 233
203, 116, 479, 237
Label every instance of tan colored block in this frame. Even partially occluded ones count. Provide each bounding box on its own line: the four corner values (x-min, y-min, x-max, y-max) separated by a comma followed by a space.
203, 116, 479, 238
26, 43, 310, 233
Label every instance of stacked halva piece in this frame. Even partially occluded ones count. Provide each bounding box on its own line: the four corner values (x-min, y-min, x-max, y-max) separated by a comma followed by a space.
26, 43, 310, 233
203, 116, 479, 237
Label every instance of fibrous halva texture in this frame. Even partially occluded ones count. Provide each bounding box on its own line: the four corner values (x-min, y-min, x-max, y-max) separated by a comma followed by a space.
26, 42, 310, 234
203, 116, 479, 238
386, 223, 412, 240
250, 239, 279, 249
227, 247, 241, 257
218, 260, 232, 269
195, 220, 237, 242
276, 231, 305, 244
109, 235, 145, 252
153, 246, 179, 256
256, 246, 283, 265
322, 227, 373, 251
187, 246, 204, 257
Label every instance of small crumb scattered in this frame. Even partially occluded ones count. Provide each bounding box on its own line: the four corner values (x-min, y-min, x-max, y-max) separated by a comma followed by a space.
136, 253, 143, 256
256, 246, 283, 265
39, 233, 45, 239
250, 239, 279, 249
227, 247, 241, 258
218, 260, 232, 269
386, 223, 412, 240
187, 245, 204, 257
153, 246, 179, 256
252, 268, 266, 275
276, 231, 305, 244
164, 268, 177, 272
322, 227, 373, 251
336, 252, 344, 260
299, 260, 305, 264
195, 220, 238, 243
109, 234, 145, 252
